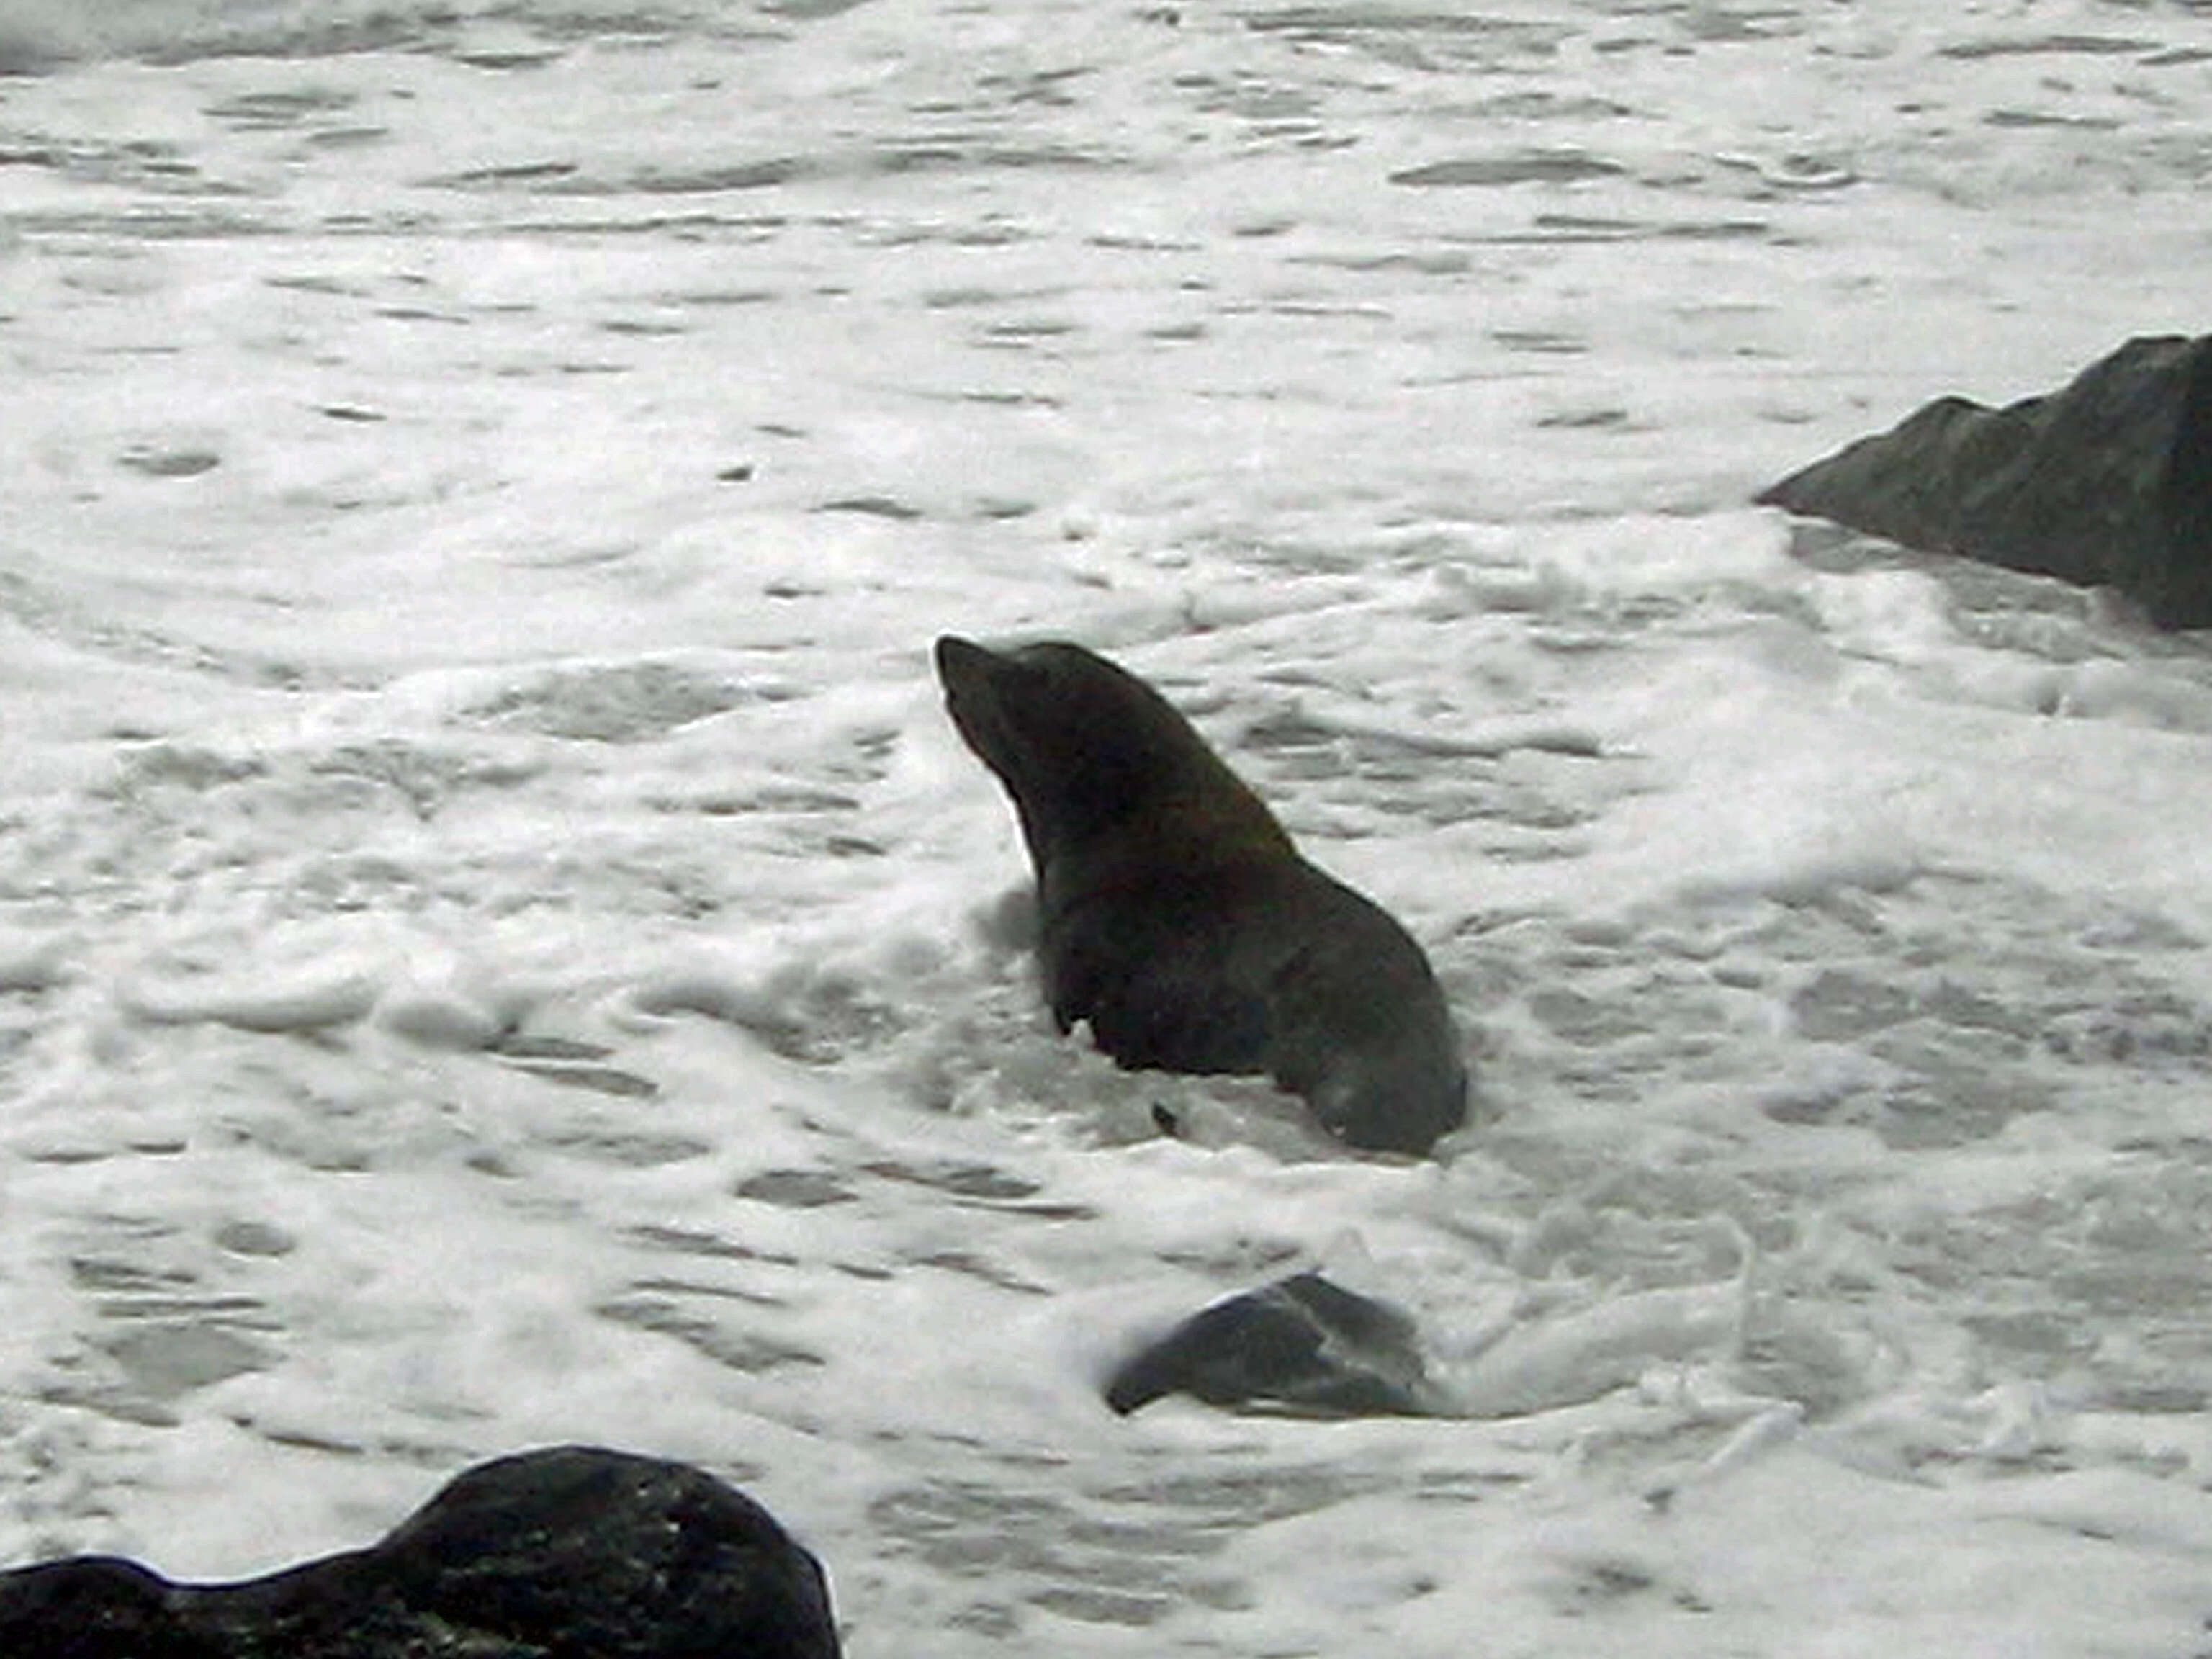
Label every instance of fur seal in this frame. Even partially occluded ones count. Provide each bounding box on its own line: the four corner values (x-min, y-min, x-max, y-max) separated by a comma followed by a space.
934, 634, 1467, 1156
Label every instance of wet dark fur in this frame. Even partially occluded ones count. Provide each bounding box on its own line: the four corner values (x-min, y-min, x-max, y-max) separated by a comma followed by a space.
935, 635, 1467, 1156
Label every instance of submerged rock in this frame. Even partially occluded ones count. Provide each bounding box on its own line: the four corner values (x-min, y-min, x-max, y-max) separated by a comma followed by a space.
1758, 333, 2212, 627
1105, 1271, 1439, 1417
0, 1444, 840, 1659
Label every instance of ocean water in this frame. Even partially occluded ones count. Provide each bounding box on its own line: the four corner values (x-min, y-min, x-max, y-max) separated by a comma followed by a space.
4, 0, 2212, 1650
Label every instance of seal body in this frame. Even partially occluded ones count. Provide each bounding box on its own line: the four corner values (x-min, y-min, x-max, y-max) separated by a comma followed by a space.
935, 635, 1467, 1156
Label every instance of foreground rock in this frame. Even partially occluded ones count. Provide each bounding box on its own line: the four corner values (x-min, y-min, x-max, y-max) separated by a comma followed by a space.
0, 1445, 840, 1659
1758, 333, 2212, 628
1105, 1271, 1440, 1417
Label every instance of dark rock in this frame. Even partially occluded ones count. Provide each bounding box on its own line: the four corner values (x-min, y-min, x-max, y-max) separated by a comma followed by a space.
0, 1445, 841, 1659
1105, 1271, 1439, 1418
1758, 334, 2212, 627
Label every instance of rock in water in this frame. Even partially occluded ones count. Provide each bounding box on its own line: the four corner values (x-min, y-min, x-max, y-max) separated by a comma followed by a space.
0, 1445, 842, 1659
1758, 334, 2212, 627
935, 634, 1469, 1156
1105, 1272, 1439, 1417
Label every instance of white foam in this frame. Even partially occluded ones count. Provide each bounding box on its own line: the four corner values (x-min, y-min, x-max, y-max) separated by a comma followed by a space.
3, 3, 2211, 1655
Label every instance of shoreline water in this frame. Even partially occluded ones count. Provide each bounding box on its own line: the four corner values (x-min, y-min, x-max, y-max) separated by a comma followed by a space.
4, 2, 2212, 1651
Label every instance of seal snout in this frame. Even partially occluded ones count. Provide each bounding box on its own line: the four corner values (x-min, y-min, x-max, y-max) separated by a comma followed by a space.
933, 636, 1009, 734
933, 634, 996, 687
933, 634, 1015, 765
